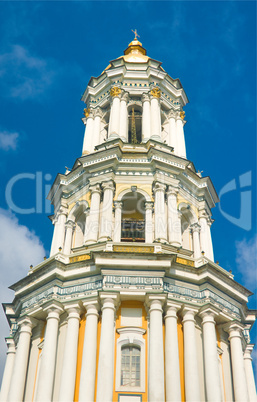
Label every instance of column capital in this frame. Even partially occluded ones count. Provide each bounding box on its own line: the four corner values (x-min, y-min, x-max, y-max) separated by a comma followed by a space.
83, 107, 94, 119
181, 306, 199, 322
190, 222, 201, 233
5, 337, 16, 354
199, 208, 209, 220
165, 301, 181, 318
65, 219, 76, 230
167, 109, 176, 119
18, 316, 38, 332
153, 181, 166, 193
113, 200, 123, 210
223, 321, 244, 338
94, 107, 103, 119
99, 292, 120, 309
199, 305, 220, 322
89, 183, 102, 195
110, 86, 122, 98
141, 92, 151, 103
101, 180, 115, 192
145, 201, 154, 210
150, 87, 161, 99
82, 297, 100, 312
64, 302, 82, 318
244, 344, 255, 360
166, 185, 179, 197
43, 302, 64, 319
145, 294, 167, 309
121, 91, 129, 103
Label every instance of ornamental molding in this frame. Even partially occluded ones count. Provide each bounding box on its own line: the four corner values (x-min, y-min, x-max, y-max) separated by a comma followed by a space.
150, 87, 161, 98
104, 275, 163, 291
110, 86, 122, 97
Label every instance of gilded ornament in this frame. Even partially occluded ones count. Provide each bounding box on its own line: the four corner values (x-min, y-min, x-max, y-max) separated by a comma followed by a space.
180, 111, 186, 120
83, 108, 91, 118
110, 86, 122, 97
150, 87, 161, 98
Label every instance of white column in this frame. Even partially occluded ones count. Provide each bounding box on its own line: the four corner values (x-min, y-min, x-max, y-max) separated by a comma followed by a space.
148, 296, 165, 402
119, 92, 129, 141
199, 209, 214, 261
145, 201, 153, 243
191, 222, 201, 259
99, 180, 115, 241
7, 317, 36, 402
96, 294, 118, 402
108, 87, 121, 139
150, 88, 161, 140
153, 182, 167, 242
79, 300, 99, 402
63, 220, 75, 255
207, 220, 214, 261
167, 186, 182, 247
50, 206, 67, 256
168, 110, 177, 152
199, 308, 222, 402
0, 338, 16, 402
82, 108, 95, 155
35, 304, 63, 402
181, 308, 201, 401
244, 344, 257, 402
58, 304, 81, 402
142, 93, 151, 142
176, 111, 187, 158
91, 108, 102, 152
84, 184, 101, 244
225, 322, 249, 401
113, 201, 123, 242
165, 303, 181, 402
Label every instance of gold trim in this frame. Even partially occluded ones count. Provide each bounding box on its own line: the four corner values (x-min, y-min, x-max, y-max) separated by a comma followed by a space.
113, 245, 154, 253
110, 86, 122, 97
150, 87, 161, 98
70, 254, 91, 263
83, 108, 90, 118
180, 111, 185, 120
176, 257, 194, 267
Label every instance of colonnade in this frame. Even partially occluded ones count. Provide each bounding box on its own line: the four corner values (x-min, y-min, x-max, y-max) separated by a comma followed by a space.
50, 182, 214, 261
82, 86, 187, 157
1, 297, 256, 402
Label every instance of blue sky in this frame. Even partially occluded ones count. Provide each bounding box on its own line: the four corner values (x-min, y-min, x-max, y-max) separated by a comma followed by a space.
0, 0, 256, 380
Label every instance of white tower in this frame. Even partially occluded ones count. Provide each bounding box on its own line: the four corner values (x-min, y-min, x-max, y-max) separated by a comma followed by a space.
1, 36, 256, 402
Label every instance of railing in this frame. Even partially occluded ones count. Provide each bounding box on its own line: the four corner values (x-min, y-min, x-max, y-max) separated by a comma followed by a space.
121, 219, 145, 242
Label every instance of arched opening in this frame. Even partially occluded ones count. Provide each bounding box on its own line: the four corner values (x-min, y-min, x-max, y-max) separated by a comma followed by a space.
128, 104, 142, 144
179, 204, 196, 251
121, 192, 145, 242
67, 201, 88, 250
121, 345, 141, 387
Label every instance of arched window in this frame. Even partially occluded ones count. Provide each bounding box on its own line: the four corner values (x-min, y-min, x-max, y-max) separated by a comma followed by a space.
121, 345, 141, 387
128, 105, 142, 144
121, 192, 145, 242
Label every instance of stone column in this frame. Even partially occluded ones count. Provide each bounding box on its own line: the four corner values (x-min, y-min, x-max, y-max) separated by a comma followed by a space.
84, 184, 101, 244
119, 92, 129, 141
35, 304, 63, 402
199, 308, 222, 402
113, 201, 123, 242
7, 317, 36, 402
0, 338, 16, 402
82, 108, 94, 155
225, 322, 249, 401
176, 111, 187, 158
58, 304, 81, 402
142, 93, 151, 142
207, 219, 214, 261
153, 182, 167, 242
147, 296, 165, 402
63, 220, 75, 255
181, 308, 201, 401
150, 87, 162, 141
168, 110, 177, 152
191, 223, 201, 259
167, 186, 181, 247
79, 300, 99, 402
108, 86, 121, 139
50, 206, 68, 256
199, 209, 214, 261
165, 303, 181, 402
145, 201, 153, 243
96, 294, 118, 402
244, 344, 257, 402
91, 108, 102, 152
99, 180, 115, 241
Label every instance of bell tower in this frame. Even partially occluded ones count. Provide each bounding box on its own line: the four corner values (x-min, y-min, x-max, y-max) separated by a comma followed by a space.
1, 35, 256, 402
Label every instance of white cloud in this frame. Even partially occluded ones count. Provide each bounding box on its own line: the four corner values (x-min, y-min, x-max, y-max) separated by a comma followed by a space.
236, 235, 257, 290
0, 208, 45, 381
0, 45, 56, 100
0, 131, 19, 151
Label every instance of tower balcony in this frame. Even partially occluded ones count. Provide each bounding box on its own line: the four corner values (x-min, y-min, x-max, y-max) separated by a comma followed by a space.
121, 219, 145, 242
